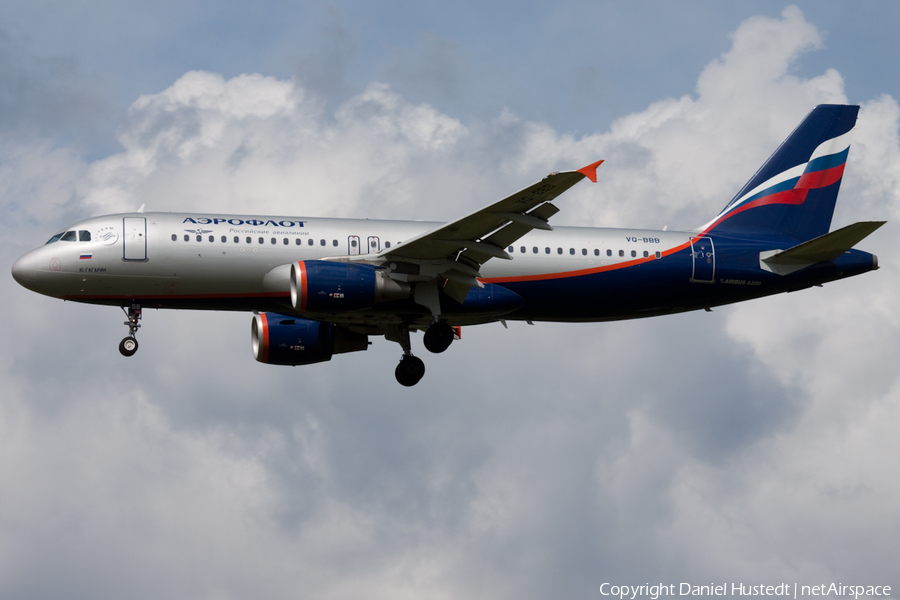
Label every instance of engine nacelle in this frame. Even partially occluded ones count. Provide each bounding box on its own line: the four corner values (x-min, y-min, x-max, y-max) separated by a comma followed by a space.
251, 313, 368, 366
290, 260, 410, 313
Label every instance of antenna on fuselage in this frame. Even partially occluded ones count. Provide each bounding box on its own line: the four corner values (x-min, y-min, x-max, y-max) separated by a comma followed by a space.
137, 204, 145, 213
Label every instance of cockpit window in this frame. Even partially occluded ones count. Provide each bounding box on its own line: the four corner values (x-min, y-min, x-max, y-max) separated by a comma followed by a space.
78, 230, 91, 242
60, 231, 77, 242
45, 232, 65, 245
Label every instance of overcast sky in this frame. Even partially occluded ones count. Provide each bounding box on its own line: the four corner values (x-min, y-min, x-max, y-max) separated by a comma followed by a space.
2, 3, 899, 599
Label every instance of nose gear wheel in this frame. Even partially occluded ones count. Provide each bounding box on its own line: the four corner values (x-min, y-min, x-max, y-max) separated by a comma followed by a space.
119, 336, 139, 356
119, 303, 142, 357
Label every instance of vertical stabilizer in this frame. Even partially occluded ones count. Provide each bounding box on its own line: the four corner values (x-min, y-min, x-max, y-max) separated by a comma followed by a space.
702, 104, 858, 241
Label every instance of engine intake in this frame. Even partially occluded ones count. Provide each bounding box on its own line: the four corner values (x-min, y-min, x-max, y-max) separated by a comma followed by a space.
251, 313, 368, 366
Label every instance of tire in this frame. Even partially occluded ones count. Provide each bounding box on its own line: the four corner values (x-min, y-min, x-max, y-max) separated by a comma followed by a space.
423, 321, 454, 354
119, 336, 139, 357
395, 355, 425, 386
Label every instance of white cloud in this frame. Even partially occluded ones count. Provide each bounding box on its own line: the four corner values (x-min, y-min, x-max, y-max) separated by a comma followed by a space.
80, 74, 469, 221
2, 6, 899, 599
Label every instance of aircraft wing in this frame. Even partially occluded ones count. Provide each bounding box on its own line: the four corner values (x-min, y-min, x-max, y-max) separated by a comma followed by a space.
377, 160, 603, 301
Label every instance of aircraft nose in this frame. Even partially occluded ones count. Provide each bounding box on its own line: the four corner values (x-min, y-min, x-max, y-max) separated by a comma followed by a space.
11, 251, 37, 288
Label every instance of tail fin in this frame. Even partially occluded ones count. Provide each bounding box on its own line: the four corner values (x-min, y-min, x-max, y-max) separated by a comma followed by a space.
702, 104, 858, 241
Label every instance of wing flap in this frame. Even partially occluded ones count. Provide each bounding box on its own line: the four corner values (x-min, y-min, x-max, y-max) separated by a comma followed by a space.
527, 202, 561, 222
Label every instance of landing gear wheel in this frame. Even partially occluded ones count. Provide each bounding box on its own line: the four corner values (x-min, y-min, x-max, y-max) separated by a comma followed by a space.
395, 355, 425, 387
119, 304, 143, 356
119, 336, 139, 357
423, 321, 454, 354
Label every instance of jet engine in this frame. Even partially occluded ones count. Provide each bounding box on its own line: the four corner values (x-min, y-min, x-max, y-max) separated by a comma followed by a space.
290, 260, 410, 312
251, 313, 369, 365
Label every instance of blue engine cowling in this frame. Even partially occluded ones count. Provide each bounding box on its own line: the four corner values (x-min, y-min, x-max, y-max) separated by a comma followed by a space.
290, 260, 410, 313
251, 313, 369, 366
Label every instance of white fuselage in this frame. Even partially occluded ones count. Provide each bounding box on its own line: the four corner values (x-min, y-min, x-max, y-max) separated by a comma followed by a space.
15, 211, 693, 311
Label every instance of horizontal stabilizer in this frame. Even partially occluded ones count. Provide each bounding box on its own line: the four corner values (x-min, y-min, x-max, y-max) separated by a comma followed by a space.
760, 221, 885, 275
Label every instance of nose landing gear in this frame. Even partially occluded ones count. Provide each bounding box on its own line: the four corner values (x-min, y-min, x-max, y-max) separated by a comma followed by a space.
119, 303, 142, 357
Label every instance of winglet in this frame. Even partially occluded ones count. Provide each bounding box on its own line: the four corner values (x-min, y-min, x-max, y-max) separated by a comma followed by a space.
576, 160, 604, 183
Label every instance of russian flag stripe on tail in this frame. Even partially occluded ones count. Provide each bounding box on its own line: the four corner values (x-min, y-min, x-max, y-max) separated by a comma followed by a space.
702, 104, 858, 242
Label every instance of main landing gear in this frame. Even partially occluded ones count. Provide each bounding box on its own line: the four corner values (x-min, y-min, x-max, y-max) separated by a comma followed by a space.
388, 320, 456, 386
119, 303, 142, 357
423, 320, 454, 353
396, 354, 426, 387
387, 325, 425, 387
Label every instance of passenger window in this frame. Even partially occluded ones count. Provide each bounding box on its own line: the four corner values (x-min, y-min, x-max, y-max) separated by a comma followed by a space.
60, 231, 77, 242
520, 246, 526, 253
295, 238, 301, 245
184, 234, 190, 242
631, 250, 637, 258
606, 249, 612, 257
569, 248, 575, 255
234, 236, 240, 243
582, 249, 587, 256
79, 231, 91, 242
258, 237, 264, 244
385, 241, 391, 248
246, 237, 251, 244
533, 247, 538, 254
508, 246, 514, 253
643, 251, 649, 258
594, 249, 599, 256
308, 239, 314, 246
320, 239, 326, 246
618, 250, 624, 257
197, 235, 202, 242
271, 237, 276, 245
545, 247, 550, 254
655, 251, 661, 259
171, 234, 177, 241
283, 238, 289, 245
332, 239, 338, 247
221, 236, 226, 243
208, 235, 214, 242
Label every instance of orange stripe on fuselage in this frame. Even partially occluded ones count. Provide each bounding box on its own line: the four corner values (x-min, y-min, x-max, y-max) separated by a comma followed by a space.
481, 240, 692, 284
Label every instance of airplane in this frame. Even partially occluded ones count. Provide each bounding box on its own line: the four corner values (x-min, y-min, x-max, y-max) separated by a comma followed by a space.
11, 104, 885, 386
